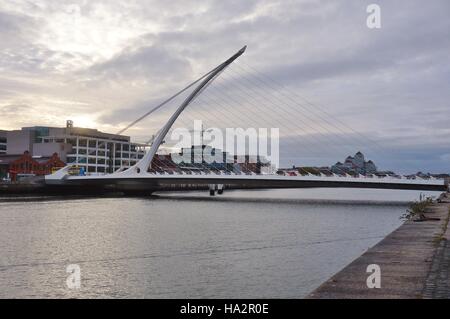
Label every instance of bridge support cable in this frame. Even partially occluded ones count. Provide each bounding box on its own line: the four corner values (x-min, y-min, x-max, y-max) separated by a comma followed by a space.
199, 70, 363, 166
150, 67, 356, 177
163, 93, 348, 177
222, 65, 378, 157
235, 61, 389, 156
181, 61, 391, 176
179, 60, 381, 173
174, 68, 361, 177
222, 67, 367, 150
190, 91, 342, 174
230, 68, 394, 173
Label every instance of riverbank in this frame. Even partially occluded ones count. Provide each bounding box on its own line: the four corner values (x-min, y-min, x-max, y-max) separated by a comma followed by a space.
308, 192, 450, 299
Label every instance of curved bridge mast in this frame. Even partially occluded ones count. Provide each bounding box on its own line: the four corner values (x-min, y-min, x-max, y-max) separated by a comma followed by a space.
117, 45, 247, 176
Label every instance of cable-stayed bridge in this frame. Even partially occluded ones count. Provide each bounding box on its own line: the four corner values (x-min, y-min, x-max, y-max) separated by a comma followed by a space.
45, 46, 448, 194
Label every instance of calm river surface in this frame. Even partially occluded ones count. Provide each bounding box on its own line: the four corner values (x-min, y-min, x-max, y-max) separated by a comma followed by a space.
0, 188, 442, 298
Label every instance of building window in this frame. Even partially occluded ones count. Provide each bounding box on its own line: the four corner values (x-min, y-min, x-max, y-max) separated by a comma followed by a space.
88, 140, 97, 148
78, 139, 87, 147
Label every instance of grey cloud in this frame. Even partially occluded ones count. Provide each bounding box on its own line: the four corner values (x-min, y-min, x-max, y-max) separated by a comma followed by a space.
0, 10, 66, 74
0, 104, 34, 114
0, 103, 36, 127
87, 45, 192, 82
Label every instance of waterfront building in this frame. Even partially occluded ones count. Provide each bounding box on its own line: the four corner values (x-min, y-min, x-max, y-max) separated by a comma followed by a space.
0, 155, 15, 178
331, 151, 378, 175
176, 145, 235, 172
9, 151, 65, 181
0, 151, 65, 181
0, 130, 6, 155
2, 121, 148, 174
365, 160, 377, 174
149, 145, 272, 174
353, 151, 365, 169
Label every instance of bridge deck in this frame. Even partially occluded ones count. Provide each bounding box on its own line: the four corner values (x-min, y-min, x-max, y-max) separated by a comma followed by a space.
45, 173, 447, 192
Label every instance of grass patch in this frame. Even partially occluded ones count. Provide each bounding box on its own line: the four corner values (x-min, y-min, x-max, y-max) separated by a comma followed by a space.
401, 197, 434, 221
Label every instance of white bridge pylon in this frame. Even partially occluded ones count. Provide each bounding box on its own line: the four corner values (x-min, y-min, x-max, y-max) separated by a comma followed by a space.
116, 46, 247, 177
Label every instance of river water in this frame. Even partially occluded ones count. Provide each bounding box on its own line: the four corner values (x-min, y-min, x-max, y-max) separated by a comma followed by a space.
0, 188, 441, 298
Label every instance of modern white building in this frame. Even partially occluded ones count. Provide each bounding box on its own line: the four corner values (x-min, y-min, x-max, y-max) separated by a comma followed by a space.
3, 122, 149, 174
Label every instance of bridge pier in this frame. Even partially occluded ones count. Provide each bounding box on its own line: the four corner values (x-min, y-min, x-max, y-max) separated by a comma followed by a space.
208, 184, 224, 196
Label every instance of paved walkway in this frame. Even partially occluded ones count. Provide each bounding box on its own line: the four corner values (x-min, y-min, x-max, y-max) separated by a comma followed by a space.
423, 194, 450, 299
308, 193, 450, 299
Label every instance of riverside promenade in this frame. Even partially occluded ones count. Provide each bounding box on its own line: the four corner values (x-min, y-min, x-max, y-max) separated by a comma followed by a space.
308, 192, 450, 299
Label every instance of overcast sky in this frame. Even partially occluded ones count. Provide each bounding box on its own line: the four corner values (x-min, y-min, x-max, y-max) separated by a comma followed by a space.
0, 0, 449, 172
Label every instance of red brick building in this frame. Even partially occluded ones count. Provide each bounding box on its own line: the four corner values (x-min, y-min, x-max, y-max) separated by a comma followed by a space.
7, 151, 65, 180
